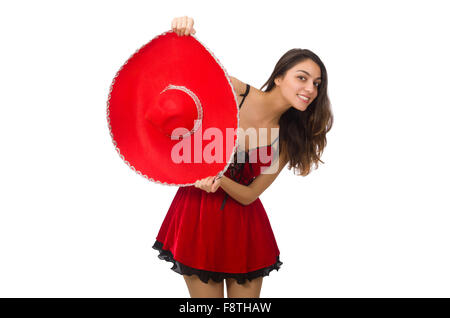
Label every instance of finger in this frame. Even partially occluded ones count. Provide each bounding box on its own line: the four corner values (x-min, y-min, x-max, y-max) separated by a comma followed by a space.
209, 178, 217, 191
208, 178, 216, 191
203, 178, 212, 189
185, 18, 193, 35
206, 178, 213, 192
176, 19, 183, 36
211, 180, 219, 192
203, 176, 212, 182
180, 16, 187, 36
201, 182, 209, 192
174, 18, 181, 35
171, 18, 176, 32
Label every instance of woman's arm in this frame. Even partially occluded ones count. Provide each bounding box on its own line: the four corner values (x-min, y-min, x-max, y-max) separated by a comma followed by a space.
219, 175, 253, 205
220, 151, 289, 205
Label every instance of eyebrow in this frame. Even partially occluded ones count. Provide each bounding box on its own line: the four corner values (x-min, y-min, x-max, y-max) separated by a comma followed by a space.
296, 70, 322, 81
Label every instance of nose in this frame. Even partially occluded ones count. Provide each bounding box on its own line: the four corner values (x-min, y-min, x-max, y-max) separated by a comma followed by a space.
308, 80, 318, 91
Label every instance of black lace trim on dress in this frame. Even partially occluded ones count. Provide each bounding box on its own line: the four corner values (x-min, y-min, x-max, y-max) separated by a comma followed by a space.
152, 240, 283, 285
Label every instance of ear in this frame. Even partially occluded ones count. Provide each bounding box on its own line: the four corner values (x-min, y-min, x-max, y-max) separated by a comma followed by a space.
274, 76, 281, 86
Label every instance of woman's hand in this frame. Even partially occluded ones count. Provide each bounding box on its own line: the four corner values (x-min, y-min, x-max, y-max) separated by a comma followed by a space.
171, 16, 196, 36
194, 176, 222, 193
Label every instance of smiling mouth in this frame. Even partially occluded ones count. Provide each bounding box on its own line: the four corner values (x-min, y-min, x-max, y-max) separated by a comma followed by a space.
297, 94, 310, 103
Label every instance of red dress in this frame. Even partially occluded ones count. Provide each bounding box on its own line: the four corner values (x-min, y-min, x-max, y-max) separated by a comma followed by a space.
152, 84, 283, 284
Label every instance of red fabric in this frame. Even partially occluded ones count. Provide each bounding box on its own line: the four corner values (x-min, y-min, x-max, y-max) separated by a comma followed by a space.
108, 31, 238, 184
155, 144, 280, 273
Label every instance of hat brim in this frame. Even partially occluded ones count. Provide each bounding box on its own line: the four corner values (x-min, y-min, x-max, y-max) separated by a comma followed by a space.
107, 31, 239, 186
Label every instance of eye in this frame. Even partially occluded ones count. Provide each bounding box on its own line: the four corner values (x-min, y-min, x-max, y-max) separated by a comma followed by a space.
298, 76, 321, 88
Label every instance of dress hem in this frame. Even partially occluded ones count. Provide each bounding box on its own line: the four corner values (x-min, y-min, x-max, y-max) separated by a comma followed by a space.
152, 240, 283, 285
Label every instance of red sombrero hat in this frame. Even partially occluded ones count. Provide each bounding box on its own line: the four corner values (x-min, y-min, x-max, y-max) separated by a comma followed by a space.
107, 30, 239, 186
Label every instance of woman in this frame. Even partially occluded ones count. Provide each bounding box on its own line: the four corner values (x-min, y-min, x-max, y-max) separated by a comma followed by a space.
153, 16, 333, 298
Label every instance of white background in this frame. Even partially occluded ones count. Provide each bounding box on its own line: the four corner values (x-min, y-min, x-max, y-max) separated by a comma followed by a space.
1, 0, 449, 298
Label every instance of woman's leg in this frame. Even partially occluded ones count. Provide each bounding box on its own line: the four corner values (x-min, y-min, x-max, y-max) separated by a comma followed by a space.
225, 277, 263, 298
183, 274, 225, 298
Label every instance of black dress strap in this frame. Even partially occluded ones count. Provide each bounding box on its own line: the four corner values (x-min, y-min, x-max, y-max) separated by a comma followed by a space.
238, 84, 250, 109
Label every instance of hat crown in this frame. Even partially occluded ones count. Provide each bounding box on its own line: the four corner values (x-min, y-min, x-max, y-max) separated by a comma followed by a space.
145, 85, 203, 139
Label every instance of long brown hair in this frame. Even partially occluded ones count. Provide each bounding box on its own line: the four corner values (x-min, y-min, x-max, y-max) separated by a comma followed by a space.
260, 49, 333, 176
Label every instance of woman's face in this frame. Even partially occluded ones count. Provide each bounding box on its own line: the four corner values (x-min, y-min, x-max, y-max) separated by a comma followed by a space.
276, 59, 322, 111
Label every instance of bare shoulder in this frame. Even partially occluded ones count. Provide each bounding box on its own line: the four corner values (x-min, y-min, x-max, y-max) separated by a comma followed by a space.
229, 76, 247, 96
